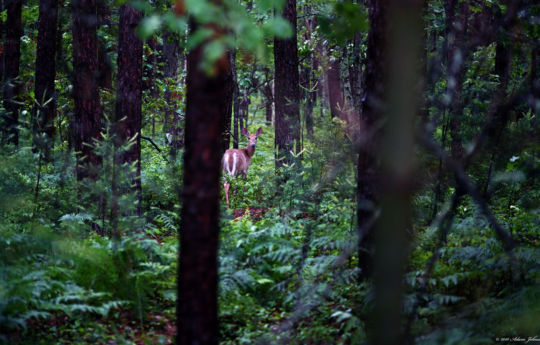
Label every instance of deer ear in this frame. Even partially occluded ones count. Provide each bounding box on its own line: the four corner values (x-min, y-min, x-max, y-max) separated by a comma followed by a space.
256, 127, 262, 136
242, 127, 249, 137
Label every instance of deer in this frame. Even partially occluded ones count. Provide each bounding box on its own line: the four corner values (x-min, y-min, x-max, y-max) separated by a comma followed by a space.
222, 127, 262, 208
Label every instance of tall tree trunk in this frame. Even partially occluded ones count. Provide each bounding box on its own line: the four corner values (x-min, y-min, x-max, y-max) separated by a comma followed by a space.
274, 0, 300, 169
446, 0, 469, 161
177, 22, 230, 345
72, 0, 102, 181
231, 51, 240, 149
221, 51, 234, 155
2, 0, 22, 146
357, 0, 388, 281
33, 0, 59, 159
239, 89, 249, 130
0, 1, 5, 109
328, 54, 345, 119
163, 31, 181, 151
97, 0, 112, 90
115, 3, 143, 215
302, 7, 315, 135
145, 37, 160, 137
373, 0, 421, 343
430, 0, 469, 217
263, 67, 273, 126
349, 31, 363, 115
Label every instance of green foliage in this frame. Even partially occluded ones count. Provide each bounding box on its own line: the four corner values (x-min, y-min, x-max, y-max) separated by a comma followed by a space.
318, 1, 369, 45
1, 0, 538, 343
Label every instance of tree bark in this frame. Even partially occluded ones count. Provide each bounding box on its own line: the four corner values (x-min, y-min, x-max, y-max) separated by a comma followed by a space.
231, 51, 240, 149
72, 0, 102, 181
115, 3, 143, 214
177, 21, 230, 345
33, 0, 59, 158
349, 31, 363, 115
274, 0, 300, 169
328, 54, 345, 119
263, 67, 273, 126
221, 51, 234, 155
2, 0, 22, 146
97, 0, 112, 90
357, 0, 388, 281
163, 30, 181, 151
0, 1, 5, 112
373, 0, 421, 343
446, 0, 469, 161
302, 7, 315, 135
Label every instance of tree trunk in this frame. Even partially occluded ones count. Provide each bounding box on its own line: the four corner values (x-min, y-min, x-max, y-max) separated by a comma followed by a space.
72, 0, 102, 181
349, 31, 363, 115
177, 22, 229, 345
115, 3, 143, 215
163, 31, 181, 151
373, 0, 422, 343
97, 0, 112, 90
231, 50, 240, 149
145, 37, 160, 137
33, 0, 58, 158
0, 1, 5, 111
328, 54, 345, 119
357, 0, 388, 281
263, 67, 273, 126
239, 89, 249, 131
318, 41, 330, 118
446, 0, 469, 161
221, 51, 234, 155
274, 0, 300, 169
302, 8, 315, 135
2, 0, 22, 146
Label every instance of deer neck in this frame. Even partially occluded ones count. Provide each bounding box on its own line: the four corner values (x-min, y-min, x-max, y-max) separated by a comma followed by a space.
243, 145, 255, 158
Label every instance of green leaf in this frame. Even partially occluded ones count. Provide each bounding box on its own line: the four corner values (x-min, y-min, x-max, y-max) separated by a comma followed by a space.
130, 0, 154, 13
137, 15, 162, 41
256, 0, 286, 12
262, 16, 293, 39
200, 38, 227, 73
256, 277, 273, 285
163, 13, 188, 34
186, 27, 214, 51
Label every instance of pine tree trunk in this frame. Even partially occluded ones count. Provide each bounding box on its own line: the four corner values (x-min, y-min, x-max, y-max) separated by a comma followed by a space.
328, 54, 344, 119
374, 0, 422, 343
33, 0, 58, 158
446, 0, 469, 161
357, 0, 388, 281
231, 51, 240, 149
263, 67, 273, 126
72, 0, 102, 181
115, 3, 143, 214
163, 31, 181, 150
177, 21, 230, 345
274, 0, 300, 169
302, 8, 315, 135
97, 0, 112, 90
0, 1, 5, 110
2, 0, 22, 146
349, 32, 363, 115
221, 51, 234, 155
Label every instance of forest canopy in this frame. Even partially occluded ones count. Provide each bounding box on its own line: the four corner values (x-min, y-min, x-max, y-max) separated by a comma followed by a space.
0, 0, 538, 344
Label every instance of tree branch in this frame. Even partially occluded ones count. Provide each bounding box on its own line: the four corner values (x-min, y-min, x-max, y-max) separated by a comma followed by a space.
418, 132, 517, 253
